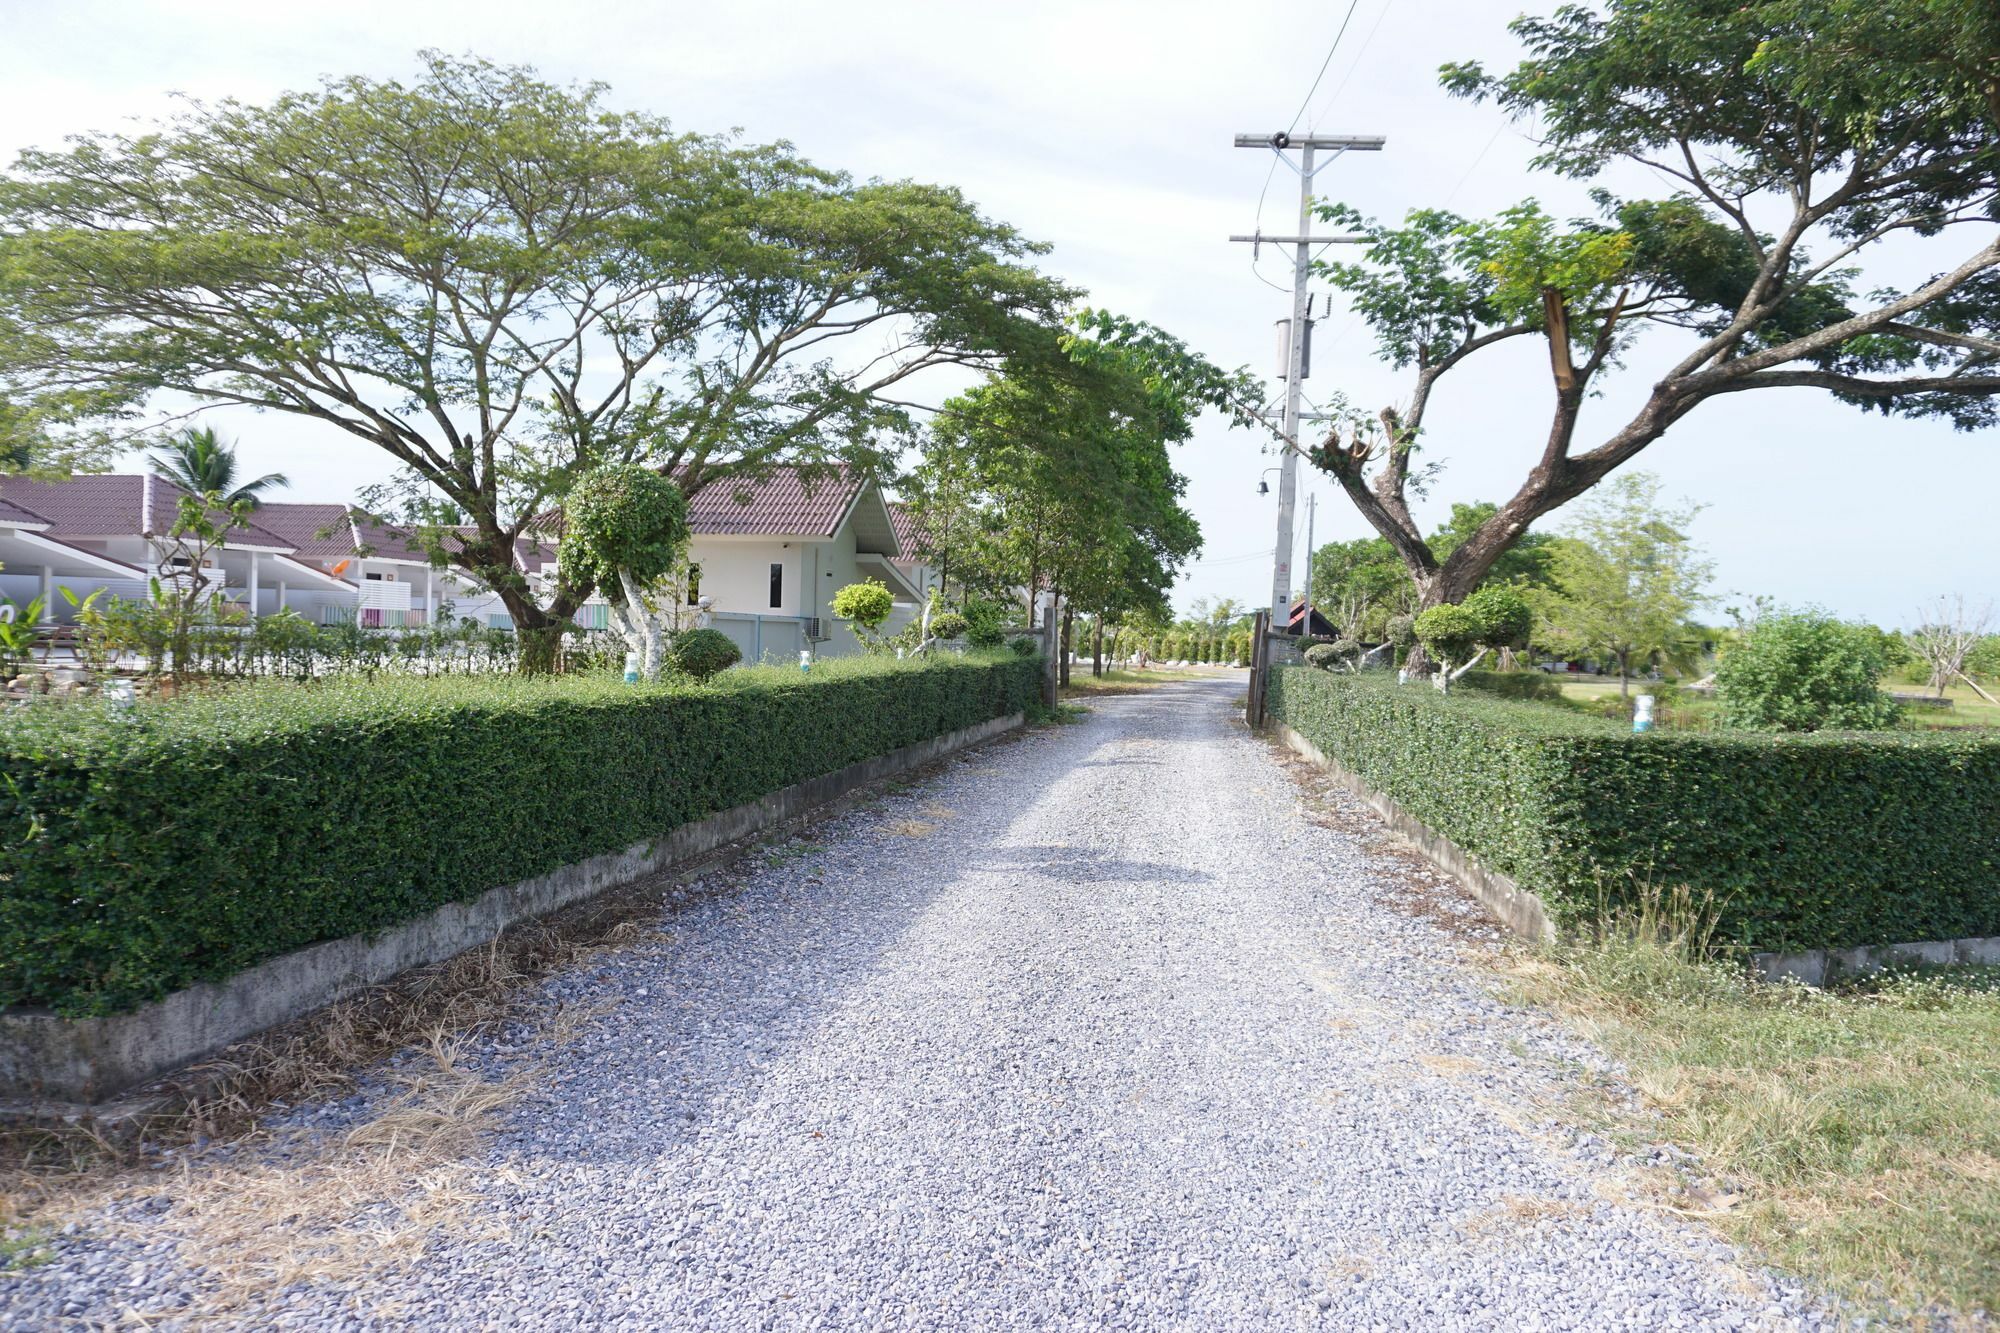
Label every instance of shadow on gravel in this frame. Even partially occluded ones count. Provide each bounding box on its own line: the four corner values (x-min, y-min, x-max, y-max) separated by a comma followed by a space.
976, 845, 1214, 886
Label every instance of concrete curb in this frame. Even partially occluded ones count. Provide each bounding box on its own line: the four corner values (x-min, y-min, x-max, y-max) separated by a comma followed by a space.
1, 711, 1025, 1112
1751, 936, 2000, 986
1270, 721, 1557, 944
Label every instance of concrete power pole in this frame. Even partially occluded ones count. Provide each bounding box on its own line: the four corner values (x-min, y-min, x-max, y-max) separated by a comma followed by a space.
1230, 131, 1384, 635
1300, 490, 1316, 638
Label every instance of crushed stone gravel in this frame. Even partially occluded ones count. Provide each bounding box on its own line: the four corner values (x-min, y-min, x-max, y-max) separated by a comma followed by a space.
3, 676, 1831, 1330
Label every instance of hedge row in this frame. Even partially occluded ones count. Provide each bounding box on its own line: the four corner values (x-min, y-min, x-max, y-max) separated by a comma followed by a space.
1, 653, 1040, 1015
1267, 667, 2000, 953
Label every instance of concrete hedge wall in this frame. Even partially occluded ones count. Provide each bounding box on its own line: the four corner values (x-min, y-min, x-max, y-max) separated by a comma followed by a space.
1267, 667, 2000, 952
1, 654, 1039, 1016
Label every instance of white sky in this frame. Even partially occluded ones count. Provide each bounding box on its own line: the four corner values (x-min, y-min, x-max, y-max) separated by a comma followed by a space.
2, 0, 1995, 627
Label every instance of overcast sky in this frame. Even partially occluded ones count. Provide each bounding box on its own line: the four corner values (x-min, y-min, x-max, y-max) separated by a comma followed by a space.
3, 0, 1994, 627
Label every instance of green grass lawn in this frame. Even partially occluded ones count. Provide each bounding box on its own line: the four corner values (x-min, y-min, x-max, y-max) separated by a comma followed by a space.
1508, 940, 2000, 1320
1553, 674, 2000, 730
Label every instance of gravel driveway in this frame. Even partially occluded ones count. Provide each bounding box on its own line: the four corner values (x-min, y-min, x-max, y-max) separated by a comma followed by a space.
5, 675, 1825, 1331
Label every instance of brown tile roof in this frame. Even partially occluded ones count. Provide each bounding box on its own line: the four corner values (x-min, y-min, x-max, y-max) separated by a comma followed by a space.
684, 466, 864, 537
0, 495, 50, 528
886, 502, 931, 567
0, 475, 297, 549
253, 503, 357, 562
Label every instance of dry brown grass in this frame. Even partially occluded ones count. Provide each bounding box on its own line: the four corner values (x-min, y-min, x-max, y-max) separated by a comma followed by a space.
113, 1033, 527, 1321
887, 818, 938, 838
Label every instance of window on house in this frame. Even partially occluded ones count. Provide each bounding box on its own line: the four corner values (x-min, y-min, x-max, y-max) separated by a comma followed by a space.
769, 562, 783, 609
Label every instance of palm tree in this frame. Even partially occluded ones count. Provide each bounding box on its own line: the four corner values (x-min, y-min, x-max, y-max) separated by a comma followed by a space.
150, 426, 288, 507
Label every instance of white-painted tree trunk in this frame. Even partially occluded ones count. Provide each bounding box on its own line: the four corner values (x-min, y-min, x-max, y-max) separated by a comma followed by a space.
610, 568, 669, 680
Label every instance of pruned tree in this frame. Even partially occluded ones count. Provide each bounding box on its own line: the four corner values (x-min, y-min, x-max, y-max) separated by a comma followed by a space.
1908, 594, 1994, 699
556, 465, 690, 681
0, 53, 1071, 669
1302, 1, 2000, 609
1413, 585, 1533, 693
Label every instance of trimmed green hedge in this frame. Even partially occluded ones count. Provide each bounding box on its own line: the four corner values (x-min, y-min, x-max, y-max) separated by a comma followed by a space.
1, 653, 1039, 1015
1267, 667, 2000, 953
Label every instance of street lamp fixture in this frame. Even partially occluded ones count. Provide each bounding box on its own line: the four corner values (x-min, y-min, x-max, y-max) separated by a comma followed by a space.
1257, 467, 1280, 496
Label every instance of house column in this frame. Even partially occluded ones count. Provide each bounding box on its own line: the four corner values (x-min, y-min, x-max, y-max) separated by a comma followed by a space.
38, 565, 53, 622
276, 579, 288, 617
426, 567, 435, 625
247, 552, 261, 621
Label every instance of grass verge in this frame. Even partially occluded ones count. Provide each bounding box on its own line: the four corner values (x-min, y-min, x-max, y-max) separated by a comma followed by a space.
1505, 935, 2000, 1321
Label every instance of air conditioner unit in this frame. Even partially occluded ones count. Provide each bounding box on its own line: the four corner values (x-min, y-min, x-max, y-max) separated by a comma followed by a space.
805, 617, 826, 641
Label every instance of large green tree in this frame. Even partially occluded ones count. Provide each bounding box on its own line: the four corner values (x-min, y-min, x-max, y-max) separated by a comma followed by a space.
1307, 0, 2000, 610
913, 351, 1203, 678
1531, 472, 1713, 693
0, 54, 1070, 668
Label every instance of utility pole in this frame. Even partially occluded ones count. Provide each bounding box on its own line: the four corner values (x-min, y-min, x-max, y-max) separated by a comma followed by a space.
1300, 490, 1316, 639
1230, 131, 1384, 635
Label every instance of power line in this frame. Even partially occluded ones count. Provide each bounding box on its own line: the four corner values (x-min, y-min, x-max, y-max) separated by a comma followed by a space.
1286, 0, 1365, 137
1304, 0, 1393, 133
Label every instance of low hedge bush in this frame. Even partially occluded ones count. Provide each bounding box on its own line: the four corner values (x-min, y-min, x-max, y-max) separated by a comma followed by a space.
1267, 667, 2000, 953
0, 652, 1038, 1015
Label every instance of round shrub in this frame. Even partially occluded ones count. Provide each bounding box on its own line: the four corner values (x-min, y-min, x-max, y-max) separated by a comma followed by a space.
1462, 584, 1533, 648
1716, 609, 1900, 732
558, 465, 689, 592
1008, 635, 1039, 658
927, 612, 969, 641
1414, 603, 1483, 663
666, 627, 741, 681
830, 580, 895, 636
1384, 614, 1416, 648
1330, 637, 1360, 657
1303, 643, 1344, 670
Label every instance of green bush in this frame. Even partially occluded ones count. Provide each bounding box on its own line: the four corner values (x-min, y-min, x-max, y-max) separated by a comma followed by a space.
0, 653, 1039, 1015
1456, 669, 1566, 702
1266, 668, 2000, 953
1303, 643, 1345, 670
666, 627, 741, 681
1008, 635, 1039, 658
927, 612, 969, 641
1717, 610, 1900, 732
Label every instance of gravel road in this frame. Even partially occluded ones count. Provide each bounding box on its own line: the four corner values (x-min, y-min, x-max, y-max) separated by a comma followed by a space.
5, 675, 1827, 1331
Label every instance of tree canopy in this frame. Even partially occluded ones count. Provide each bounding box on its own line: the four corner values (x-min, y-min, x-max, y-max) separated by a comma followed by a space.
0, 53, 1073, 665
1304, 0, 2000, 609
907, 346, 1203, 630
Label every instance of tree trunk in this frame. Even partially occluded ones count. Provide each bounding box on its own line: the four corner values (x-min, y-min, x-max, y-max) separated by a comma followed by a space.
1617, 648, 1630, 697
1060, 602, 1073, 688
1092, 613, 1104, 677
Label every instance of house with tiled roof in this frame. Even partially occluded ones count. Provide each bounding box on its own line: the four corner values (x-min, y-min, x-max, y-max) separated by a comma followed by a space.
0, 475, 352, 623
0, 467, 917, 659
669, 466, 920, 659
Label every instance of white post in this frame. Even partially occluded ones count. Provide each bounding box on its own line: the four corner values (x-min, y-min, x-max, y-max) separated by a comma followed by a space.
276, 579, 287, 616
425, 567, 436, 625
38, 565, 53, 622
247, 552, 261, 621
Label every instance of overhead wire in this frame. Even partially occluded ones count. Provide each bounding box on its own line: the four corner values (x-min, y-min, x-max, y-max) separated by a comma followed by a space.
1247, 0, 1370, 294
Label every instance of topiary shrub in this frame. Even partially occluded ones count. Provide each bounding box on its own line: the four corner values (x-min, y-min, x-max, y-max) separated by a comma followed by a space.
1384, 614, 1416, 649
927, 612, 969, 641
666, 627, 741, 681
1716, 609, 1900, 732
1303, 642, 1344, 670
831, 579, 896, 649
